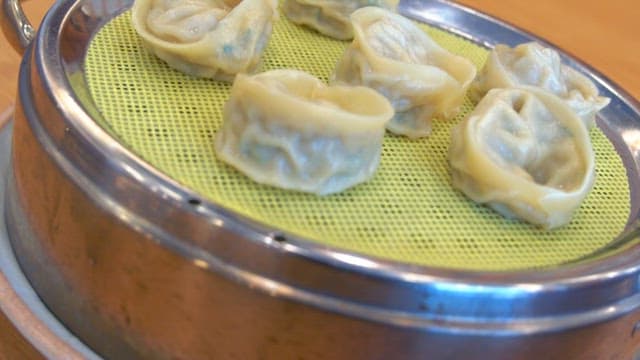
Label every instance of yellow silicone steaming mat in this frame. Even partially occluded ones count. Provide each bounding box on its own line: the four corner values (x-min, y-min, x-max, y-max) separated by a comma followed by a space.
85, 9, 630, 271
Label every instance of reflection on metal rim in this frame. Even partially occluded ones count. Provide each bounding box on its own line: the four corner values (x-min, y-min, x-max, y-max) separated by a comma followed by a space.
0, 119, 98, 359
5, 1, 640, 358
23, 0, 640, 323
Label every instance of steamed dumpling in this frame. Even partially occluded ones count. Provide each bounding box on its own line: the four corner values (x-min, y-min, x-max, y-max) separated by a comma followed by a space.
470, 42, 610, 129
215, 69, 394, 195
132, 0, 278, 80
449, 87, 595, 229
282, 0, 398, 40
332, 7, 477, 138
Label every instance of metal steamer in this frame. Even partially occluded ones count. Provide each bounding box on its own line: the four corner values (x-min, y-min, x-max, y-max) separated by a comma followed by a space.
2, 0, 640, 358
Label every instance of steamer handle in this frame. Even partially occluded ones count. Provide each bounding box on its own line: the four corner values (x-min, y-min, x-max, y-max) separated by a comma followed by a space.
1, 0, 35, 54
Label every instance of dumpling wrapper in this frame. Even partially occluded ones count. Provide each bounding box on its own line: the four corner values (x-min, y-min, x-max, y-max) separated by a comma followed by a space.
470, 42, 610, 129
215, 69, 394, 195
332, 7, 477, 138
449, 87, 596, 229
132, 0, 278, 80
282, 0, 398, 40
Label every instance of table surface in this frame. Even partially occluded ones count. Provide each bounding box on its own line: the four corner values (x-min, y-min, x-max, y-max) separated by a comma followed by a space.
1, 0, 639, 113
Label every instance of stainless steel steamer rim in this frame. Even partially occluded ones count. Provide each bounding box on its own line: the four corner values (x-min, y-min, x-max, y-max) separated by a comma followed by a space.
0, 112, 98, 359
3, 0, 640, 358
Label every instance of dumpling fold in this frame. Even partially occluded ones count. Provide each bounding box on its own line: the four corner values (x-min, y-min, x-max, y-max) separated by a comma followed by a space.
132, 0, 278, 80
282, 0, 398, 40
470, 42, 610, 129
449, 87, 596, 229
332, 7, 477, 138
215, 69, 394, 195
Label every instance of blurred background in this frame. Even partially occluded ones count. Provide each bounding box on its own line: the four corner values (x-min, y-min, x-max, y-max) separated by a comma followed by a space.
1, 0, 639, 113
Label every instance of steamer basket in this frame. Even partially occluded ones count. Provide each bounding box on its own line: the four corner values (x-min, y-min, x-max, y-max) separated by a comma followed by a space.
3, 0, 640, 358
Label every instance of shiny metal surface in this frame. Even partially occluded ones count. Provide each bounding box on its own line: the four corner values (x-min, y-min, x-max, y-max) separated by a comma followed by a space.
1, 0, 35, 53
0, 114, 98, 360
4, 0, 640, 358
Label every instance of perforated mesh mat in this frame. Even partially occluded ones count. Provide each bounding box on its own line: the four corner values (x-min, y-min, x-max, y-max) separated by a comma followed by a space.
84, 8, 630, 271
